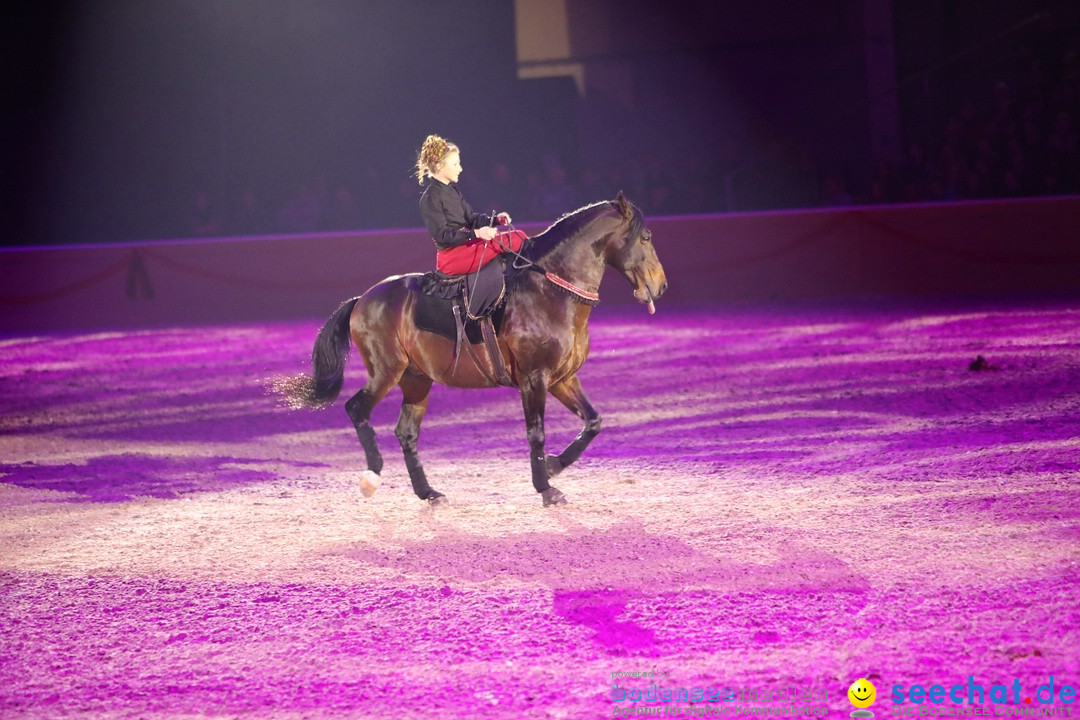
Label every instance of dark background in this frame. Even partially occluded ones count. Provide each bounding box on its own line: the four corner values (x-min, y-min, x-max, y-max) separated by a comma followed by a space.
3, 1, 1079, 245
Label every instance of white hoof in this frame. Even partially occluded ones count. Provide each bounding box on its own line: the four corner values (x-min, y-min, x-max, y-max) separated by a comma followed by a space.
358, 470, 381, 498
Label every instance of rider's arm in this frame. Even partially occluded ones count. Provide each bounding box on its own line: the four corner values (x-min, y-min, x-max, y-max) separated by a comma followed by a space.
420, 185, 476, 249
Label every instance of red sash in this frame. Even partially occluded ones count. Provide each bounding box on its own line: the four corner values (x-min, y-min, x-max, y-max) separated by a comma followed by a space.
435, 230, 527, 275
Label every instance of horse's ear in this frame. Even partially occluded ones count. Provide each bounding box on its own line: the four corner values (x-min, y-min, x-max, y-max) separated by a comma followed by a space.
615, 191, 631, 218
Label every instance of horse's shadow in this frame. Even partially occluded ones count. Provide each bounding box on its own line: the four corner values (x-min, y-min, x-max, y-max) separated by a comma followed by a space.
552, 586, 659, 655
343, 520, 868, 656
0, 454, 291, 502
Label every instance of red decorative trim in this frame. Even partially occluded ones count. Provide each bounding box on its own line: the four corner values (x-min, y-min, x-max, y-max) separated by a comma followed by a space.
545, 272, 600, 303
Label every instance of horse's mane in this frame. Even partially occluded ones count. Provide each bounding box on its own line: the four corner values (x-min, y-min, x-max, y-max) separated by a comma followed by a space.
525, 198, 642, 261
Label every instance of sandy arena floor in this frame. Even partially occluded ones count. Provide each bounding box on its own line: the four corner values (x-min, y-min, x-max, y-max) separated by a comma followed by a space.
1, 301, 1078, 719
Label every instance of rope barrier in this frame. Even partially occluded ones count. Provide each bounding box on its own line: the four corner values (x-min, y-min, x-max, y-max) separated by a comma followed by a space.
138, 247, 369, 292
691, 208, 1080, 273
0, 255, 130, 306
2, 203, 1078, 306
854, 212, 1080, 265
692, 214, 851, 271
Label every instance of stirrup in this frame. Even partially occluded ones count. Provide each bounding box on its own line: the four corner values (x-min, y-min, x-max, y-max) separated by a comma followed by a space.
451, 304, 466, 375
480, 316, 513, 387
453, 303, 513, 387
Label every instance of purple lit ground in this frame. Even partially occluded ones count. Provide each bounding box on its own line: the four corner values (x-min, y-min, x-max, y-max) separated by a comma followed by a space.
1, 302, 1078, 719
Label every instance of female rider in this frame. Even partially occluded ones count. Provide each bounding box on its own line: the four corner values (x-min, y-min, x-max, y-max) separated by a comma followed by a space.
416, 134, 526, 276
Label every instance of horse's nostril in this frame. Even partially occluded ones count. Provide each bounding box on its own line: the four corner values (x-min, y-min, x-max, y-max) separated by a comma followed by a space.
660, 281, 668, 296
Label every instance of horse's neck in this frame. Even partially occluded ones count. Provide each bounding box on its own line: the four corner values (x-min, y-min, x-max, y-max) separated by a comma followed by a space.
536, 214, 612, 291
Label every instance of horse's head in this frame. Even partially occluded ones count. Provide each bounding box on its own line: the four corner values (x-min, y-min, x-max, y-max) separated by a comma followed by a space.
607, 192, 667, 314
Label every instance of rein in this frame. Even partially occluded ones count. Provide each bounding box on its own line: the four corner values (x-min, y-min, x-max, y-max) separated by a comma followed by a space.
495, 226, 600, 306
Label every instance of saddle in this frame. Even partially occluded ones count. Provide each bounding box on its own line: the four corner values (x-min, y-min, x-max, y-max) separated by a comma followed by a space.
414, 258, 514, 386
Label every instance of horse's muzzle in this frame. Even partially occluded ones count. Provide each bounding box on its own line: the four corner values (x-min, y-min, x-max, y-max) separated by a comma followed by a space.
634, 279, 667, 314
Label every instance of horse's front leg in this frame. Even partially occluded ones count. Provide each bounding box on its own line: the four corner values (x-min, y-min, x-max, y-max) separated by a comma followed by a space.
546, 374, 601, 477
519, 373, 567, 507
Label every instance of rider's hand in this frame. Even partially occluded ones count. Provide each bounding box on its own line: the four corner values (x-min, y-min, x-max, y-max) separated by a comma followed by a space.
474, 226, 498, 241
495, 212, 512, 225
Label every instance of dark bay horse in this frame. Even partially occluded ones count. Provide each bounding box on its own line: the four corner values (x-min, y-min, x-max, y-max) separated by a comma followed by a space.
277, 193, 667, 506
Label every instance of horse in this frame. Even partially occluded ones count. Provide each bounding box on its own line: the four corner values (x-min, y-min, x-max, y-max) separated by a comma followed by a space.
276, 192, 667, 507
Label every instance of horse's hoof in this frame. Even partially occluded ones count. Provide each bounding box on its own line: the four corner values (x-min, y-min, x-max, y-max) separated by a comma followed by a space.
545, 454, 564, 477
427, 491, 448, 506
541, 487, 567, 507
358, 470, 381, 498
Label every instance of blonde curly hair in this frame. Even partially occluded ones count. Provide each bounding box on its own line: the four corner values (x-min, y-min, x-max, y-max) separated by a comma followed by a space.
415, 134, 459, 184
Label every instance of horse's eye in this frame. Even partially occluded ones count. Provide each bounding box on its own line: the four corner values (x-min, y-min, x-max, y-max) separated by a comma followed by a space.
641, 234, 652, 244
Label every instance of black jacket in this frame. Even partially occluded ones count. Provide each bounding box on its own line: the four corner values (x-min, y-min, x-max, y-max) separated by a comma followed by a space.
419, 179, 495, 250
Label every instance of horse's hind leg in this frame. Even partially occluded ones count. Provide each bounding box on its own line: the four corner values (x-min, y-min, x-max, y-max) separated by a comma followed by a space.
546, 374, 601, 477
344, 372, 400, 480
395, 373, 444, 504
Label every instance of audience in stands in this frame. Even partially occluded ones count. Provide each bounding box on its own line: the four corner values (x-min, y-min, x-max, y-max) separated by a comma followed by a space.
188, 43, 1080, 237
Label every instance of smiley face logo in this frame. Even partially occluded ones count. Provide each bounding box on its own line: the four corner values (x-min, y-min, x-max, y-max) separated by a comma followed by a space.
848, 679, 877, 709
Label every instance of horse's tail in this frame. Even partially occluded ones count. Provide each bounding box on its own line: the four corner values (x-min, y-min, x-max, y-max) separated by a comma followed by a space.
273, 297, 360, 409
